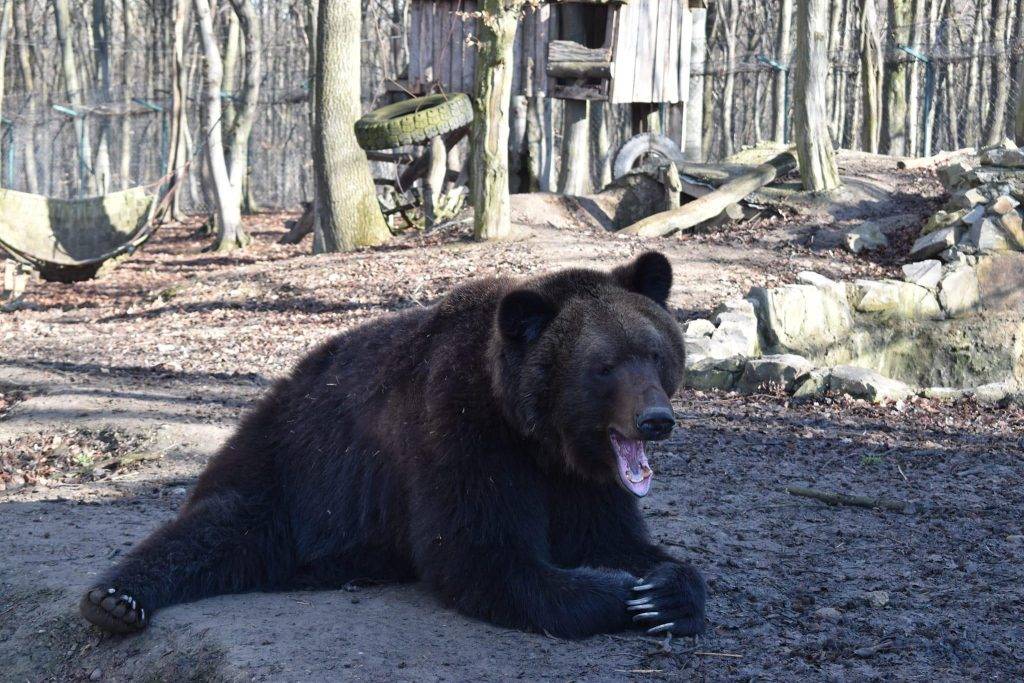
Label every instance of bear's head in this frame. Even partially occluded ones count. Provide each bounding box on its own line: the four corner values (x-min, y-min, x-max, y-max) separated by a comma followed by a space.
491, 252, 685, 497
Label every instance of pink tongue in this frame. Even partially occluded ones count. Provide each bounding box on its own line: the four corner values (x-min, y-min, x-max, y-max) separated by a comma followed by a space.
611, 433, 652, 497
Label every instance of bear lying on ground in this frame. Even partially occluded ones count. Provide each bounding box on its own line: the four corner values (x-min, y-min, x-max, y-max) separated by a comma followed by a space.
80, 251, 706, 639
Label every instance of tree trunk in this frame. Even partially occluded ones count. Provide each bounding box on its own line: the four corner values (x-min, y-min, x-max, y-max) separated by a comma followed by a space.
470, 0, 525, 240
794, 0, 841, 192
966, 0, 985, 146
194, 0, 247, 252
773, 0, 793, 143
0, 0, 11, 189
985, 0, 1011, 145
12, 0, 37, 193
166, 0, 190, 219
91, 0, 113, 194
905, 0, 926, 155
312, 0, 389, 251
883, 0, 911, 155
119, 0, 133, 189
225, 0, 261, 211
718, 0, 738, 157
859, 0, 883, 153
53, 0, 94, 196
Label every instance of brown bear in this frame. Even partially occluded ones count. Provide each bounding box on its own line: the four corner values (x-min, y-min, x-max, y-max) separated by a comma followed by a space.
80, 251, 706, 639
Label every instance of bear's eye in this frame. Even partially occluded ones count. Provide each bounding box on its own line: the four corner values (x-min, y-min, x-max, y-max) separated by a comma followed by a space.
596, 363, 614, 377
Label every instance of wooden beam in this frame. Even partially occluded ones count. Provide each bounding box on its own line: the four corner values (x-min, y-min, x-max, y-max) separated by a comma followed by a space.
548, 40, 611, 63
547, 61, 612, 79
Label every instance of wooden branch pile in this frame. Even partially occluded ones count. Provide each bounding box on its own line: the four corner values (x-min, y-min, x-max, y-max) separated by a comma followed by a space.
617, 150, 798, 238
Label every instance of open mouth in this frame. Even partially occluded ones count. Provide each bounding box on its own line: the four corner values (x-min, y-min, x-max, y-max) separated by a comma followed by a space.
610, 430, 653, 497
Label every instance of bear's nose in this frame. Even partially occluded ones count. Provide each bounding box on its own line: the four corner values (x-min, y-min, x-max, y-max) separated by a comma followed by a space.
635, 407, 675, 441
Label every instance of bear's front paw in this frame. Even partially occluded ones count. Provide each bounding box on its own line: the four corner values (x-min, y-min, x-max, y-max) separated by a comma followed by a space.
626, 562, 706, 636
80, 587, 148, 634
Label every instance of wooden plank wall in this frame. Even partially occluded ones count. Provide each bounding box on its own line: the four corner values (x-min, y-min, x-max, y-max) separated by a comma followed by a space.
612, 0, 693, 104
406, 1, 555, 97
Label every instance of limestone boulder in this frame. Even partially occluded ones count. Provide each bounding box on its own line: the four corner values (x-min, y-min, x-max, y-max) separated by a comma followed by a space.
849, 279, 943, 320
910, 226, 959, 260
828, 366, 914, 403
938, 266, 981, 317
684, 356, 745, 392
901, 260, 943, 290
708, 299, 760, 359
736, 354, 814, 394
975, 253, 1024, 312
965, 217, 1012, 254
972, 381, 1021, 407
997, 210, 1024, 249
844, 222, 889, 253
792, 368, 831, 398
747, 283, 854, 356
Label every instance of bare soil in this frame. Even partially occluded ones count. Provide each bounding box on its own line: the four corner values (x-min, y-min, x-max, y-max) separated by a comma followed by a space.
2, 158, 1022, 681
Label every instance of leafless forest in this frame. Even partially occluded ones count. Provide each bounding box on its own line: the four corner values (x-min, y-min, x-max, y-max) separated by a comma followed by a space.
0, 0, 1021, 205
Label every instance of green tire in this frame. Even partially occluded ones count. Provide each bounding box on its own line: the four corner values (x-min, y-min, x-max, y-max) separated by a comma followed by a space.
354, 93, 474, 151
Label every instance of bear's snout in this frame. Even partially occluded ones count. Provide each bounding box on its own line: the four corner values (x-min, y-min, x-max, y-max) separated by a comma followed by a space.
635, 405, 675, 441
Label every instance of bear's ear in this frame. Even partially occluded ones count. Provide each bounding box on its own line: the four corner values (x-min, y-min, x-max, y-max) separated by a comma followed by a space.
498, 289, 558, 344
613, 251, 673, 307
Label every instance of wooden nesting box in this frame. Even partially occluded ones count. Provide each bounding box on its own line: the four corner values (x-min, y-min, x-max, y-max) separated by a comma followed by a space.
406, 1, 707, 104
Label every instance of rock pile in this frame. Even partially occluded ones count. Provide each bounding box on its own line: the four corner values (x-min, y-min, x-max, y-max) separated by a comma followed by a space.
912, 139, 1024, 262
682, 258, 1023, 404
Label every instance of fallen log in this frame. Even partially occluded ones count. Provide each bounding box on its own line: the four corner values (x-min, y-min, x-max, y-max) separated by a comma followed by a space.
618, 151, 797, 238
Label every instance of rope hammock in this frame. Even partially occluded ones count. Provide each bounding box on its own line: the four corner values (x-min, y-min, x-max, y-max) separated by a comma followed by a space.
0, 185, 159, 283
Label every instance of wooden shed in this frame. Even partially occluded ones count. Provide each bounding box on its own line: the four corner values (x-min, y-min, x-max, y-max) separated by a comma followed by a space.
406, 1, 708, 104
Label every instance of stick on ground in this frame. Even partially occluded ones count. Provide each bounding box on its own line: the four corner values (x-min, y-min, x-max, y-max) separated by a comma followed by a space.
786, 486, 915, 514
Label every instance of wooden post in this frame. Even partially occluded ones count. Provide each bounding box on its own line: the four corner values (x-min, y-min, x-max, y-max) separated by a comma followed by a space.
685, 7, 706, 161
794, 0, 841, 193
423, 136, 447, 226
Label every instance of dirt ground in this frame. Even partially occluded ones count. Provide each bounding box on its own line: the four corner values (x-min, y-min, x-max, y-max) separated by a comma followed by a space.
2, 157, 1022, 681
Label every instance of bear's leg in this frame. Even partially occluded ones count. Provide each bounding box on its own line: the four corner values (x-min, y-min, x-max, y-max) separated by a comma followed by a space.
80, 492, 287, 634
557, 500, 707, 637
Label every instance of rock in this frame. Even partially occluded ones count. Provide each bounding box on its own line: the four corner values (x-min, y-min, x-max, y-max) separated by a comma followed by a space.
828, 366, 914, 403
921, 209, 966, 235
952, 188, 988, 209
844, 222, 889, 253
990, 195, 1020, 215
938, 266, 981, 317
736, 354, 814, 394
849, 279, 943, 320
748, 284, 854, 356
972, 380, 1020, 407
797, 271, 837, 289
793, 368, 831, 398
937, 161, 973, 190
981, 144, 1024, 168
810, 228, 845, 250
813, 607, 843, 623
965, 217, 1012, 253
901, 260, 943, 290
960, 204, 986, 226
938, 246, 969, 264
685, 356, 744, 392
89, 669, 103, 682
909, 226, 959, 260
863, 591, 890, 608
682, 319, 716, 337
683, 333, 711, 367
997, 210, 1024, 249
975, 253, 1024, 311
709, 299, 760, 359
921, 387, 967, 401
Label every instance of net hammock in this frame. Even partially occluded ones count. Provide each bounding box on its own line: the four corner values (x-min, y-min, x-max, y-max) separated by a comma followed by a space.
0, 185, 158, 283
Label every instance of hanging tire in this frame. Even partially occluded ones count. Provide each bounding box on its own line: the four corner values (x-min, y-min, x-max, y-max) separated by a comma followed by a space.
612, 133, 687, 180
354, 93, 474, 151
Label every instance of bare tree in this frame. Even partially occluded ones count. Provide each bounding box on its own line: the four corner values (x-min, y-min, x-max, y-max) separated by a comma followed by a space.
859, 0, 883, 153
194, 0, 248, 251
794, 0, 841, 192
0, 0, 11, 186
12, 0, 37, 194
985, 0, 1011, 144
53, 0, 94, 195
311, 0, 390, 251
773, 0, 793, 143
470, 0, 527, 240
91, 0, 113, 194
883, 0, 911, 155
